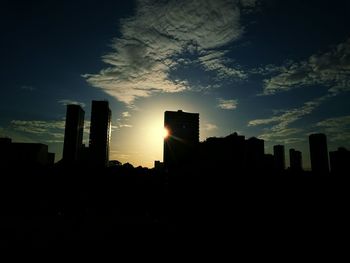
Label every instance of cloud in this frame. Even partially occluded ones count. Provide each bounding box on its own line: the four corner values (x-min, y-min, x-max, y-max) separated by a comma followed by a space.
84, 0, 259, 105
11, 120, 66, 134
21, 85, 36, 91
217, 98, 238, 110
198, 50, 247, 79
58, 99, 86, 108
316, 115, 350, 143
248, 94, 335, 142
119, 124, 133, 128
240, 0, 258, 8
203, 123, 218, 131
122, 112, 131, 118
10, 120, 66, 143
262, 38, 350, 95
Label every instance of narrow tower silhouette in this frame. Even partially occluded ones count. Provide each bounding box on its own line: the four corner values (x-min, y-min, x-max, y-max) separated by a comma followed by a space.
309, 133, 329, 174
63, 104, 85, 163
89, 100, 111, 167
273, 145, 285, 173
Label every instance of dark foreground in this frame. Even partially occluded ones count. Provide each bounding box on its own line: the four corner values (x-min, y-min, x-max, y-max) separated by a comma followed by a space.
0, 166, 348, 247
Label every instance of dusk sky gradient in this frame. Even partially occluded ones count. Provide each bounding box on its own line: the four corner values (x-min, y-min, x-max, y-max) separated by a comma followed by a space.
1, 0, 350, 168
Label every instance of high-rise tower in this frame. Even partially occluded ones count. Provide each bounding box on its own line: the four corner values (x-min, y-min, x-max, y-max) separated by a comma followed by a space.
63, 104, 85, 162
273, 145, 285, 173
163, 110, 199, 171
89, 101, 111, 167
309, 133, 329, 174
289, 148, 302, 172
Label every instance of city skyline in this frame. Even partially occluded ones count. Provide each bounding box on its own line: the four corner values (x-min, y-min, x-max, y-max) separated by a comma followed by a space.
1, 0, 350, 168
4, 103, 346, 175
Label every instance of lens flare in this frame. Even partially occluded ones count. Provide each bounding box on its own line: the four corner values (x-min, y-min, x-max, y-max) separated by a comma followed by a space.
163, 127, 169, 138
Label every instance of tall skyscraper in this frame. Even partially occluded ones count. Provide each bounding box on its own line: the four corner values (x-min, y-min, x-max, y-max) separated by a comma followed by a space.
163, 110, 199, 171
273, 145, 285, 173
63, 104, 85, 163
289, 148, 302, 172
309, 133, 329, 174
89, 100, 111, 167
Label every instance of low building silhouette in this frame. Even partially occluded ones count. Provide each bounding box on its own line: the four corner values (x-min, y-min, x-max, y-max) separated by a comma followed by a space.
199, 132, 246, 174
0, 138, 54, 167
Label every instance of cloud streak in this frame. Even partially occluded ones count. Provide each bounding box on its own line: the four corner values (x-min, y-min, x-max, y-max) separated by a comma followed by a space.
316, 115, 350, 143
84, 0, 258, 105
262, 38, 350, 95
217, 98, 238, 110
10, 120, 66, 143
11, 120, 66, 134
58, 99, 86, 108
203, 123, 218, 131
20, 85, 36, 91
248, 94, 335, 143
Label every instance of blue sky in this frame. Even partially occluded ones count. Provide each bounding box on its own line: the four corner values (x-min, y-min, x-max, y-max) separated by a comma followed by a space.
1, 0, 350, 168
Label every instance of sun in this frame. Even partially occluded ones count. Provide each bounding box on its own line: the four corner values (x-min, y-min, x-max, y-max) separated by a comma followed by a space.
163, 127, 169, 138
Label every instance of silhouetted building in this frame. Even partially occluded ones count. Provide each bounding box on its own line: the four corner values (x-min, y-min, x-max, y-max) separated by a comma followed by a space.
309, 133, 329, 174
289, 149, 302, 172
80, 144, 90, 162
163, 110, 199, 172
1, 138, 55, 167
245, 137, 265, 172
48, 152, 55, 165
0, 138, 12, 166
89, 100, 111, 167
109, 160, 122, 167
264, 153, 274, 173
0, 138, 12, 144
199, 132, 245, 174
154, 160, 164, 169
273, 145, 285, 173
330, 147, 350, 175
63, 104, 85, 163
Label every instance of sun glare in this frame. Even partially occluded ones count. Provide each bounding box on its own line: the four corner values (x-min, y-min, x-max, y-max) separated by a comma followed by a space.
163, 127, 169, 138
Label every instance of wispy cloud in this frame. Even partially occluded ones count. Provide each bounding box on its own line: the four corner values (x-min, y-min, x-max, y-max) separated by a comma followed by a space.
261, 38, 350, 95
217, 98, 238, 110
315, 115, 350, 143
251, 38, 350, 144
10, 119, 92, 144
83, 0, 259, 105
11, 120, 66, 134
198, 50, 247, 80
20, 85, 36, 91
58, 99, 86, 108
10, 120, 66, 143
248, 94, 335, 143
122, 112, 131, 118
203, 123, 218, 131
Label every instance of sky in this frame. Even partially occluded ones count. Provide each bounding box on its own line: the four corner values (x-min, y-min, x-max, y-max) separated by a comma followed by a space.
1, 0, 350, 168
